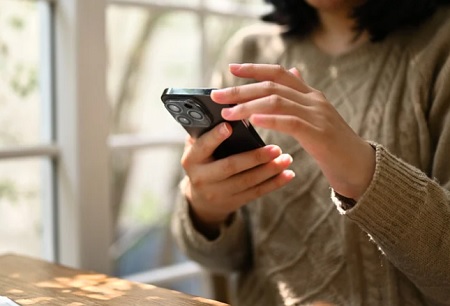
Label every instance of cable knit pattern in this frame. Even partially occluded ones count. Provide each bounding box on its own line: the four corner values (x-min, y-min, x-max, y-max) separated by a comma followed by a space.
172, 8, 450, 306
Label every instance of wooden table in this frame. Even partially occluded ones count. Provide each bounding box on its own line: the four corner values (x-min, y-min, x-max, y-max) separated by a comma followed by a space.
0, 254, 228, 305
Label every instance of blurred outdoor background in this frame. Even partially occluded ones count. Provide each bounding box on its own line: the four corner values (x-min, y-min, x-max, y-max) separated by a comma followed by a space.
0, 0, 270, 302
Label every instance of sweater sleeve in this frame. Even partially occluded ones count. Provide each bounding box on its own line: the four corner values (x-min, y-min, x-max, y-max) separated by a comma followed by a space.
171, 189, 252, 273
332, 50, 450, 304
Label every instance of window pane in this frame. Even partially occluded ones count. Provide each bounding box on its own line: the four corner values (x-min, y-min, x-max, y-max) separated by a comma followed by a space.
116, 148, 180, 229
107, 8, 201, 138
107, 7, 216, 297
0, 158, 44, 258
204, 15, 262, 73
0, 0, 42, 146
111, 148, 208, 295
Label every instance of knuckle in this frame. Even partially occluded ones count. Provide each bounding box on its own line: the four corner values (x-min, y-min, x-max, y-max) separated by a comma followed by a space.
262, 80, 277, 93
198, 135, 218, 156
274, 175, 285, 189
180, 156, 188, 169
310, 90, 327, 103
188, 174, 203, 188
229, 85, 240, 97
288, 119, 303, 131
220, 158, 237, 176
203, 191, 218, 204
240, 173, 255, 189
253, 183, 266, 198
180, 151, 192, 170
253, 148, 267, 164
268, 94, 283, 111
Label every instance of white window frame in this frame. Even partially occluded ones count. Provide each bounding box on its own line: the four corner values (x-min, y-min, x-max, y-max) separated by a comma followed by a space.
53, 0, 112, 273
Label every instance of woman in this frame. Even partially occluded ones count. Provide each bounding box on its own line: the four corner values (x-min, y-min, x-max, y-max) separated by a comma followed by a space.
172, 0, 450, 305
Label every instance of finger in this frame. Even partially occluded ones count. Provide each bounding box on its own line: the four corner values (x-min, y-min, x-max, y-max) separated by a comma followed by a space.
191, 145, 283, 183
211, 80, 313, 107
184, 134, 195, 148
232, 169, 296, 205
220, 94, 310, 121
249, 114, 314, 137
181, 122, 231, 167
203, 154, 295, 208
229, 63, 311, 93
225, 153, 294, 195
289, 67, 304, 81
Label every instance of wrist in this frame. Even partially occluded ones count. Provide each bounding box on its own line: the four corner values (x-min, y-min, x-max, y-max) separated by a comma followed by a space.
332, 140, 376, 200
188, 203, 233, 240
353, 141, 376, 200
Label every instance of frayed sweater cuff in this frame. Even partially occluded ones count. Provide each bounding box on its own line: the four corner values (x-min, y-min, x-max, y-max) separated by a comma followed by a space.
332, 142, 429, 249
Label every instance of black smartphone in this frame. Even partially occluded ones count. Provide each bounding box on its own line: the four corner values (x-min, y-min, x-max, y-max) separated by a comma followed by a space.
161, 87, 265, 159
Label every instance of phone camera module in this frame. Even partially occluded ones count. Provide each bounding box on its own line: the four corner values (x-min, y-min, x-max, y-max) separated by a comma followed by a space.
177, 116, 191, 125
166, 103, 182, 113
184, 101, 194, 109
188, 110, 204, 120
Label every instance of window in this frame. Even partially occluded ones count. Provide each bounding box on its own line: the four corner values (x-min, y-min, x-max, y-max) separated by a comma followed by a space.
0, 0, 269, 300
0, 0, 113, 272
0, 0, 57, 261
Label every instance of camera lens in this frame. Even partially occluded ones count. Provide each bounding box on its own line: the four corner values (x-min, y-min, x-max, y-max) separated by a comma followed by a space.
177, 116, 191, 125
167, 103, 182, 113
188, 110, 203, 120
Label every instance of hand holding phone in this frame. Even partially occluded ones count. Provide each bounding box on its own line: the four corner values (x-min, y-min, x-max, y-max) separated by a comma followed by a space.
161, 88, 265, 159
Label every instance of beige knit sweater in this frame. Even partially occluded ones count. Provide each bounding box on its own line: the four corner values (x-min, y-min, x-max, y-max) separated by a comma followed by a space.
172, 7, 450, 306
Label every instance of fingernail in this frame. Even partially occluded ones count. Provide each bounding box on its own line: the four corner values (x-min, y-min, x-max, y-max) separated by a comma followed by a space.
211, 89, 225, 101
211, 88, 225, 94
284, 170, 296, 179
221, 108, 233, 118
220, 123, 229, 137
228, 64, 242, 74
281, 154, 293, 163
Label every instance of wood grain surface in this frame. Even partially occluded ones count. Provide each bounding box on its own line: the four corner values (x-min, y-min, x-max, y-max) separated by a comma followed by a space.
0, 254, 228, 306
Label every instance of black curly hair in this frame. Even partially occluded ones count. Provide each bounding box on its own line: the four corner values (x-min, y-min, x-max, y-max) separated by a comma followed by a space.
262, 0, 450, 41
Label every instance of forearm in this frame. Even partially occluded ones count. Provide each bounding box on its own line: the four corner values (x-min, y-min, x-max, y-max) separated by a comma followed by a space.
333, 143, 450, 304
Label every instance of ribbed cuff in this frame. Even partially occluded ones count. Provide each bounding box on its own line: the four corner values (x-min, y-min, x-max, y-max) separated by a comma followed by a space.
342, 143, 429, 248
177, 195, 246, 253
331, 190, 357, 214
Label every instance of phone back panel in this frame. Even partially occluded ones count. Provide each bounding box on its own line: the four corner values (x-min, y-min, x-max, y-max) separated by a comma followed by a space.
161, 88, 265, 159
